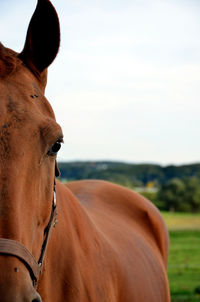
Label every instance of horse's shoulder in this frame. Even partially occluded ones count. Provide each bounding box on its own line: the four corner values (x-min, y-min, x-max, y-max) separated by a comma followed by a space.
64, 179, 169, 267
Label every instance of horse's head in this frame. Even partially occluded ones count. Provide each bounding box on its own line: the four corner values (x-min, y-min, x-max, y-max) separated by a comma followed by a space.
0, 0, 61, 300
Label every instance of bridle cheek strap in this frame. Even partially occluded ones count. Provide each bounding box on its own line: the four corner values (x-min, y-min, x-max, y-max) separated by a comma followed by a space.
0, 183, 57, 288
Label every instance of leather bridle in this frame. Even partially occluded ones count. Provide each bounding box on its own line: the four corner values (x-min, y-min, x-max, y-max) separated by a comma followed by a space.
0, 169, 58, 288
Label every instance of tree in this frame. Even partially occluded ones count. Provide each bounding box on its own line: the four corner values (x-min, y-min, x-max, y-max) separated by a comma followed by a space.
184, 177, 200, 213
158, 178, 186, 212
158, 177, 200, 212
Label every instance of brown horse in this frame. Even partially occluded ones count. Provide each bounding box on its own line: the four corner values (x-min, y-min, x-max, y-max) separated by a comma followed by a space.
0, 0, 170, 301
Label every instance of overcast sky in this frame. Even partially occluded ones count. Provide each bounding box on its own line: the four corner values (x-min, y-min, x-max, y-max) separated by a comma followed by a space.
0, 0, 200, 165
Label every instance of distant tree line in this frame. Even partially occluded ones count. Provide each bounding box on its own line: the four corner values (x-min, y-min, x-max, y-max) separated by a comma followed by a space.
158, 177, 200, 213
58, 161, 200, 213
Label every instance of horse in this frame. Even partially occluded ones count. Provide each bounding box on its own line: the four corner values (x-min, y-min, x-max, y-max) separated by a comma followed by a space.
0, 0, 170, 301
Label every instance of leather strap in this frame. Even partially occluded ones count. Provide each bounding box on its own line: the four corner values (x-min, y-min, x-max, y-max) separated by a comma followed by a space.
38, 193, 57, 267
0, 238, 40, 285
0, 180, 58, 287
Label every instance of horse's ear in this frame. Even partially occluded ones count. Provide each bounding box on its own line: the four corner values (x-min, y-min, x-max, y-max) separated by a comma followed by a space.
19, 0, 60, 78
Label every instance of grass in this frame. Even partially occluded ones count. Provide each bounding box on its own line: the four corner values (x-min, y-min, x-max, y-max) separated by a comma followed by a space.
162, 212, 200, 231
161, 212, 200, 302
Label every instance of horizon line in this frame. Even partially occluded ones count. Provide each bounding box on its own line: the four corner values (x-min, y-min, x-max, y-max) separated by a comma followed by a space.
57, 159, 200, 167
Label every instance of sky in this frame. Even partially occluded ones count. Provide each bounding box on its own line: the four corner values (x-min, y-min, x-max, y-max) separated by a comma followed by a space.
0, 0, 200, 165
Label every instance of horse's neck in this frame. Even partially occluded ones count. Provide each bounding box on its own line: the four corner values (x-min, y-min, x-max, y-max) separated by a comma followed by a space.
42, 182, 116, 301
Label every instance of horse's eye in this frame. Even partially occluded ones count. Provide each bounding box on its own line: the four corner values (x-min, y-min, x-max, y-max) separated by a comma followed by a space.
47, 139, 62, 156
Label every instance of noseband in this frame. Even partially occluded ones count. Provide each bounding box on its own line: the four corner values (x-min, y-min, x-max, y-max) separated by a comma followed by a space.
0, 179, 57, 288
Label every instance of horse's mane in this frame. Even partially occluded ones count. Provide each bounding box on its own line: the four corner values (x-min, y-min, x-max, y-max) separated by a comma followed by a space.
0, 43, 21, 77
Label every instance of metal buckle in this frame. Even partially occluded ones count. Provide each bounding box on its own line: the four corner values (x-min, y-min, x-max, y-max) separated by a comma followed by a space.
53, 190, 56, 207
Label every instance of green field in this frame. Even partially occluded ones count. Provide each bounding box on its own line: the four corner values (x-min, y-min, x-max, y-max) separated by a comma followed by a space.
162, 212, 200, 302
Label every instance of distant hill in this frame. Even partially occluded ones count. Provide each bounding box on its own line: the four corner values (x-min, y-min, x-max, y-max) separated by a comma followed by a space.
58, 161, 200, 187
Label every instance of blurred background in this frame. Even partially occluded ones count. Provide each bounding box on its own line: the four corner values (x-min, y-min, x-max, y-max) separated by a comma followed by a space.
0, 0, 200, 300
